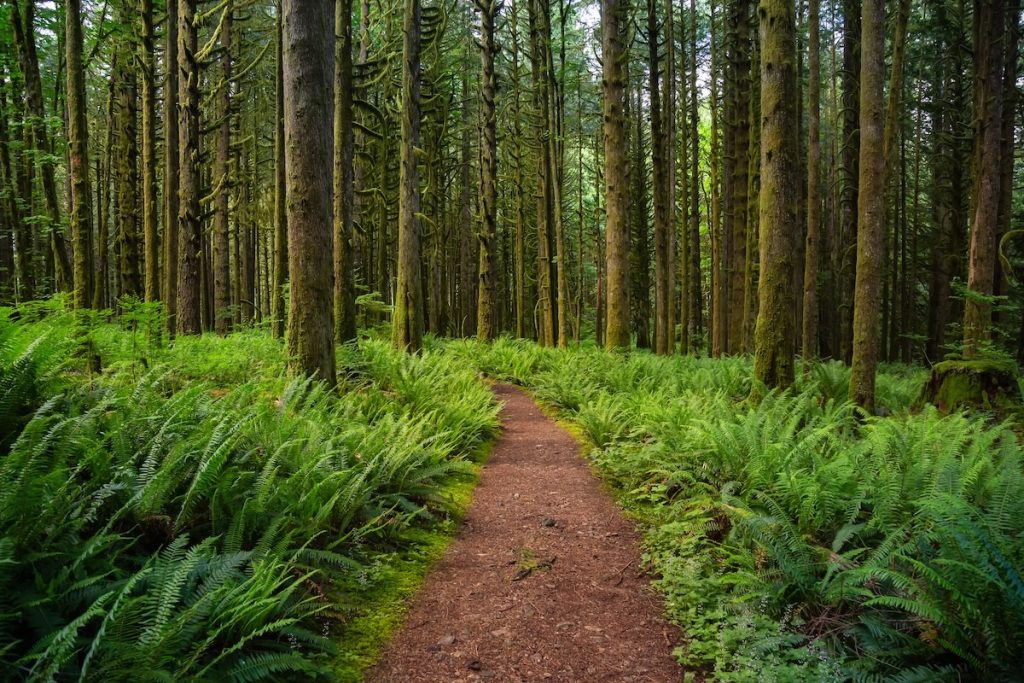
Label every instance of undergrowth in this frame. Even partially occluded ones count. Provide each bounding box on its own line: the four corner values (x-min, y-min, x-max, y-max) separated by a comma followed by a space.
445, 337, 1023, 683
0, 300, 498, 681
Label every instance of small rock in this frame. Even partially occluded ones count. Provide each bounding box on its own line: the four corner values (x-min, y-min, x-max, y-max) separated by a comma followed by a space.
438, 634, 456, 646
541, 517, 556, 527
468, 660, 483, 671
522, 605, 535, 617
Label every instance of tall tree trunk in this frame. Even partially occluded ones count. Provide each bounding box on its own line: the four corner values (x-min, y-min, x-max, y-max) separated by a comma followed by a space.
392, 0, 424, 351
802, 0, 821, 361
141, 0, 158, 303
650, 0, 670, 354
66, 0, 93, 309
849, 0, 885, 411
214, 2, 233, 334
271, 1, 287, 338
837, 0, 860, 361
963, 0, 1007, 356
688, 0, 703, 347
476, 0, 499, 341
114, 37, 140, 300
176, 0, 202, 335
752, 0, 797, 390
283, 0, 337, 382
164, 0, 179, 328
602, 0, 631, 349
727, 0, 751, 354
334, 0, 357, 342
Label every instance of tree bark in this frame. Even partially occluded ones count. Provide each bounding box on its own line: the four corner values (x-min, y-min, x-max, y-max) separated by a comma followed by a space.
392, 0, 424, 352
849, 0, 886, 411
66, 0, 93, 309
963, 0, 1007, 356
334, 0, 357, 343
176, 0, 202, 335
164, 0, 180, 329
283, 0, 337, 382
214, 2, 233, 334
476, 0, 500, 341
271, 1, 288, 339
602, 0, 631, 349
801, 0, 820, 361
752, 0, 797, 390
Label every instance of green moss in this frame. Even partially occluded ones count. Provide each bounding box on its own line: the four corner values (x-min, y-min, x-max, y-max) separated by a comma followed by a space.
921, 359, 1022, 414
329, 453, 486, 682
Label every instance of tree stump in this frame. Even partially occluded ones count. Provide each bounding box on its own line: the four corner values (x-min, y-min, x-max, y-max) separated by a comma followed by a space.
920, 359, 1022, 414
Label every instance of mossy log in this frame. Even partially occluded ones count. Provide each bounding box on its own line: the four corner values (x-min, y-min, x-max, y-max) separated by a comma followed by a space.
920, 359, 1022, 414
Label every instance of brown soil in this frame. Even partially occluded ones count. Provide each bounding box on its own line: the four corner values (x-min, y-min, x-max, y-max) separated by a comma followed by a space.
366, 384, 683, 683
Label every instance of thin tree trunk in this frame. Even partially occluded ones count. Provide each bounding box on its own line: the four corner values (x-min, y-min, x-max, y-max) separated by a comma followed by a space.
214, 3, 233, 333
849, 0, 885, 411
66, 0, 93, 309
164, 0, 179, 329
334, 0, 357, 342
476, 0, 500, 341
602, 0, 630, 349
176, 0, 202, 335
271, 1, 287, 338
801, 0, 821, 362
392, 0, 424, 351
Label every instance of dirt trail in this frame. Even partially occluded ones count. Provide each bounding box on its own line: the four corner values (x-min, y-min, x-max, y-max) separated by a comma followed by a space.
366, 384, 682, 683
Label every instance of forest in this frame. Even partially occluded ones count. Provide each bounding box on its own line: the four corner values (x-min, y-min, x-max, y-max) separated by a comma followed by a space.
1, 0, 1023, 681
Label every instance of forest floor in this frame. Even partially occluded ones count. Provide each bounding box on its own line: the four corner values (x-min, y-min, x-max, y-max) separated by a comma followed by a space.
367, 384, 683, 683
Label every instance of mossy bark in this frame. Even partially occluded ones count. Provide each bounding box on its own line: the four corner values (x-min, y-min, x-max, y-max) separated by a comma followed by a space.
476, 0, 500, 342
801, 0, 821, 361
602, 0, 631, 350
176, 0, 202, 335
271, 1, 287, 339
283, 0, 337, 384
66, 0, 93, 310
163, 0, 179, 330
334, 0, 357, 344
392, 0, 424, 353
141, 0, 159, 304
752, 0, 797, 390
848, 0, 885, 412
213, 3, 233, 335
921, 360, 1022, 414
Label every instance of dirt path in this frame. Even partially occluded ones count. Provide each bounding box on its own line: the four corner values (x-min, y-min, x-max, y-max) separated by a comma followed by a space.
366, 384, 682, 683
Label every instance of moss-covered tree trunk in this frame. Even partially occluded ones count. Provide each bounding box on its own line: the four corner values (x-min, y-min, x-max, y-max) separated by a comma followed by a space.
282, 0, 336, 382
213, 3, 233, 334
271, 0, 288, 339
727, 0, 751, 355
649, 0, 670, 355
801, 0, 821, 362
114, 35, 140, 300
334, 0, 357, 343
163, 0, 179, 329
476, 0, 499, 341
66, 0, 93, 310
752, 0, 797, 390
392, 0, 424, 352
602, 0, 631, 349
141, 0, 158, 304
176, 0, 202, 335
848, 0, 885, 411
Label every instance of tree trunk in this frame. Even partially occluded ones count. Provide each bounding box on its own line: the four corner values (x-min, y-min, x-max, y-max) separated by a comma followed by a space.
752, 0, 797, 390
176, 0, 202, 335
602, 0, 631, 349
164, 0, 179, 329
802, 0, 821, 361
476, 0, 500, 341
963, 0, 1007, 357
649, 0, 670, 355
214, 3, 233, 334
282, 0, 337, 382
66, 0, 93, 310
334, 0, 358, 343
849, 0, 885, 411
727, 0, 751, 355
392, 0, 424, 352
114, 37, 140, 301
271, 1, 288, 338
140, 0, 158, 303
